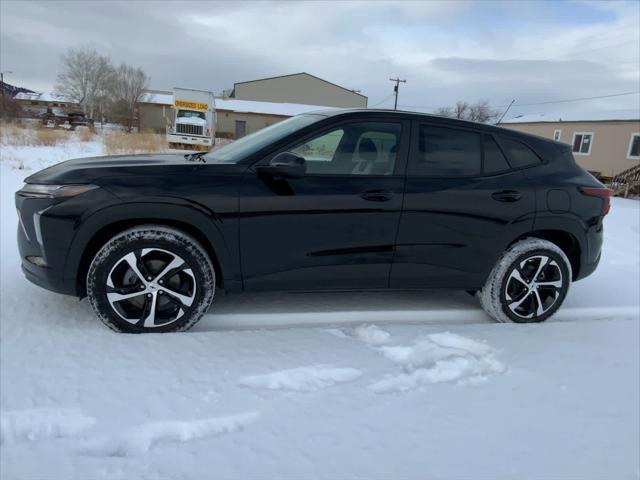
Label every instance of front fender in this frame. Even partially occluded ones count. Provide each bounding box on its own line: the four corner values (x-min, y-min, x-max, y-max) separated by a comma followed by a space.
63, 200, 241, 295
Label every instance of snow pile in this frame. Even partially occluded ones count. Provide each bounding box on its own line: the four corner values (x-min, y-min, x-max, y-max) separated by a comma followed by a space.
81, 412, 259, 457
351, 323, 391, 345
370, 332, 507, 393
1, 408, 96, 445
238, 365, 362, 392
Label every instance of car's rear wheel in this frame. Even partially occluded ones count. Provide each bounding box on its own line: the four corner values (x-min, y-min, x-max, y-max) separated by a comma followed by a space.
479, 238, 571, 323
87, 226, 215, 333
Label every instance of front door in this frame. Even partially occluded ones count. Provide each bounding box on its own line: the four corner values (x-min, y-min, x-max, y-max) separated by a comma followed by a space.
390, 121, 537, 289
239, 119, 410, 291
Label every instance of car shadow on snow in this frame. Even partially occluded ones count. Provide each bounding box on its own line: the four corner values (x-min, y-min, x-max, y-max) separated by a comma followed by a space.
195, 289, 493, 332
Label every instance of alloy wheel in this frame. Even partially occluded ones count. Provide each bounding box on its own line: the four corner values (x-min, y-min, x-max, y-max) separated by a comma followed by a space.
504, 255, 564, 320
105, 248, 196, 328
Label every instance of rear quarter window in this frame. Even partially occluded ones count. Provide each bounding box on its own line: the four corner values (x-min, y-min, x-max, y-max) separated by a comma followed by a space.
499, 136, 542, 168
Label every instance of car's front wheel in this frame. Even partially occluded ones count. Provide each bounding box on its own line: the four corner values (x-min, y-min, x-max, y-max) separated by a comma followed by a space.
479, 238, 572, 323
87, 226, 215, 333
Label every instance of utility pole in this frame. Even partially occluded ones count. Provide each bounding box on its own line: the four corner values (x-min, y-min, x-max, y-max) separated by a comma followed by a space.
389, 77, 406, 110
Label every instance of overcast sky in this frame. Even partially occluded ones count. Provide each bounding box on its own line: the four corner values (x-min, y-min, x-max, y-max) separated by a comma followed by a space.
1, 0, 639, 117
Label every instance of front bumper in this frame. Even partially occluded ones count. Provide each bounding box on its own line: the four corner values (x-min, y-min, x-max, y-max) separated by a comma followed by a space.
166, 133, 213, 147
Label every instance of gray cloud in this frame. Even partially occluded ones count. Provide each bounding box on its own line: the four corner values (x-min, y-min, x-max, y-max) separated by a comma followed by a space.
1, 0, 638, 116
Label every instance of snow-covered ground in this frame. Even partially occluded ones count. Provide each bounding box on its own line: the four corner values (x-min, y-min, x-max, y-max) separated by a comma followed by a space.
1, 137, 639, 479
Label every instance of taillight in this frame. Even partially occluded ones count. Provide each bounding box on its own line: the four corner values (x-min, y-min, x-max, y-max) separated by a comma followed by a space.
579, 187, 612, 215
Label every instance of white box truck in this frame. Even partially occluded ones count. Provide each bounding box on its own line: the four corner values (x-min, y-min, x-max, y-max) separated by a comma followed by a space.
166, 88, 216, 150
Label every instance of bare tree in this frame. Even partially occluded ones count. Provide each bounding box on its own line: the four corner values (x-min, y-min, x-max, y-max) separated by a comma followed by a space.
454, 101, 469, 119
109, 63, 149, 132
434, 106, 453, 117
435, 100, 498, 124
55, 47, 114, 118
468, 100, 498, 123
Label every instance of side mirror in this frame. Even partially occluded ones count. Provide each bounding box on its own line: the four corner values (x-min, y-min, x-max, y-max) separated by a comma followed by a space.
258, 152, 306, 179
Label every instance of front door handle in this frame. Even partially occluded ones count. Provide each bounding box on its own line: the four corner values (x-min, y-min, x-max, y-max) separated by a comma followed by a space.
491, 190, 522, 202
361, 189, 395, 202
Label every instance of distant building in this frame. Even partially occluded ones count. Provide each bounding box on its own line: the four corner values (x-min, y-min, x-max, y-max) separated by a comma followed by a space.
1, 81, 34, 97
230, 72, 367, 108
13, 91, 78, 118
501, 110, 640, 179
138, 89, 336, 138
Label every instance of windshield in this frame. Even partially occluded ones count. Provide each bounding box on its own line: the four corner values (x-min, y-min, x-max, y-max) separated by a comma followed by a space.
177, 110, 205, 120
204, 114, 325, 163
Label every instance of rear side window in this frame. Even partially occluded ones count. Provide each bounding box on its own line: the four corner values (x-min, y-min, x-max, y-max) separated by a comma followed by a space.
499, 137, 542, 168
412, 125, 481, 176
483, 135, 510, 174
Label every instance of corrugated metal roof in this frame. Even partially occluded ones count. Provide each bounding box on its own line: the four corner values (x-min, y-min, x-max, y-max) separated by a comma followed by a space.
501, 109, 639, 124
138, 91, 338, 117
14, 91, 74, 103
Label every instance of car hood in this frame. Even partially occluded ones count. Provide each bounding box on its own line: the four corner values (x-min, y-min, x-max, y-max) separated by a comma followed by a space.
24, 154, 225, 185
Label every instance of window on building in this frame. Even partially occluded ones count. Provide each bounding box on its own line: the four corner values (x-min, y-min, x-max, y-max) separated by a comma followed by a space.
499, 136, 542, 168
290, 122, 401, 175
411, 125, 481, 177
553, 129, 562, 141
483, 135, 511, 174
572, 132, 593, 155
628, 133, 640, 160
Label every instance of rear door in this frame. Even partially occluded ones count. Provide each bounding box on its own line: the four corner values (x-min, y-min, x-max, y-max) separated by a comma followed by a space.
239, 118, 410, 291
390, 121, 537, 289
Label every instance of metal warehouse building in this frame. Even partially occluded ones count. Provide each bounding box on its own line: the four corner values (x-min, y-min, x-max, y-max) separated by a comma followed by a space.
229, 72, 367, 108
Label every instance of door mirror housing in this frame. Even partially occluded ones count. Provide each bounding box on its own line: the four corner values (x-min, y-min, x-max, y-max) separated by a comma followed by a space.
258, 152, 306, 179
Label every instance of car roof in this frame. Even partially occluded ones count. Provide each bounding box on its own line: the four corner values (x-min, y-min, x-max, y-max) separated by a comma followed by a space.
311, 108, 559, 147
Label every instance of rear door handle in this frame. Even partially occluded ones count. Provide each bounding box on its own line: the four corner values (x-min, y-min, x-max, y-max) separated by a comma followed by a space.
492, 190, 522, 202
361, 189, 395, 202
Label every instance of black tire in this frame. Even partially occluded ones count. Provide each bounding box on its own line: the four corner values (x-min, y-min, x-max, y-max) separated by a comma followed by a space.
87, 225, 215, 333
479, 238, 572, 323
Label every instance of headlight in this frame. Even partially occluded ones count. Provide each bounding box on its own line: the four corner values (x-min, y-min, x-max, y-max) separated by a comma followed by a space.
19, 184, 99, 199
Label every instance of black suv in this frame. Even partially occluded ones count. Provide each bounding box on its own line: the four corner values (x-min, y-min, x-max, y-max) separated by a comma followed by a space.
16, 110, 610, 333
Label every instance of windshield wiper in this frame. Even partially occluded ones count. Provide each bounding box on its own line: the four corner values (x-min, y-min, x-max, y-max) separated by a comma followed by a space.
184, 152, 207, 163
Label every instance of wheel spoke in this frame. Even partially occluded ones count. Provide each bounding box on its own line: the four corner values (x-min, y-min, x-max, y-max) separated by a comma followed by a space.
123, 252, 147, 284
532, 256, 549, 282
509, 289, 533, 311
107, 288, 146, 303
536, 279, 563, 288
533, 289, 546, 316
142, 294, 158, 327
154, 255, 186, 283
508, 268, 529, 287
162, 286, 195, 307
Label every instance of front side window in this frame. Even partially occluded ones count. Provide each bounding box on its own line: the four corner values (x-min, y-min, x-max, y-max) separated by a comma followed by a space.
290, 122, 401, 175
411, 125, 481, 177
500, 136, 542, 168
628, 133, 640, 160
572, 132, 593, 155
205, 114, 323, 163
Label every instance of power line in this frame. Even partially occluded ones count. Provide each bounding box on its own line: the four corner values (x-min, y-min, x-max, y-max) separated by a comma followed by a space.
398, 91, 640, 111
369, 93, 395, 108
511, 91, 640, 107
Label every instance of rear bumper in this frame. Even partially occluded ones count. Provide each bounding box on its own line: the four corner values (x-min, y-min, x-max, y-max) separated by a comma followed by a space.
575, 221, 604, 281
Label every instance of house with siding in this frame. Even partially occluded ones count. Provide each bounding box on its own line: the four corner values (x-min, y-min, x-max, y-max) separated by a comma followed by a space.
500, 110, 639, 179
